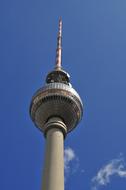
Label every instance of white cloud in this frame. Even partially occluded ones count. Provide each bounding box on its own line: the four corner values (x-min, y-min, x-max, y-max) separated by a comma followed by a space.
64, 147, 75, 164
64, 147, 79, 181
91, 156, 126, 190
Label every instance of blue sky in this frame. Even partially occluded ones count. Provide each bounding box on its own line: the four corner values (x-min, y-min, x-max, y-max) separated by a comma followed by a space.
1, 0, 126, 189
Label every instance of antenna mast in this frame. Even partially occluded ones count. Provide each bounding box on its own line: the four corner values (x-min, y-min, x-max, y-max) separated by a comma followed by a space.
55, 17, 62, 70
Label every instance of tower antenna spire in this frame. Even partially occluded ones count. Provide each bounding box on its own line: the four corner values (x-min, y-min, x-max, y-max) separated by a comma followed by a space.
55, 17, 62, 70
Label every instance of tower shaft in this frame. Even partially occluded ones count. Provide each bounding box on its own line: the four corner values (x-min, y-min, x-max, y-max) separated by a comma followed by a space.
42, 117, 65, 190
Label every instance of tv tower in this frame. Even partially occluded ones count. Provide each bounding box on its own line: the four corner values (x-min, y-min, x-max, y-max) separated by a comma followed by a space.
29, 18, 83, 190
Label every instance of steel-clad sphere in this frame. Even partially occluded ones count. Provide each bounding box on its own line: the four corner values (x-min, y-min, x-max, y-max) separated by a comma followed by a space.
30, 80, 83, 134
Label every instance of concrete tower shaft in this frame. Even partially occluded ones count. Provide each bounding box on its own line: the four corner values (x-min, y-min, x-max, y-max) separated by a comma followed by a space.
42, 117, 65, 190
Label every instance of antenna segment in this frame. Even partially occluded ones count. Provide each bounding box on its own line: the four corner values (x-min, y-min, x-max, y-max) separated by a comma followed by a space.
55, 17, 62, 70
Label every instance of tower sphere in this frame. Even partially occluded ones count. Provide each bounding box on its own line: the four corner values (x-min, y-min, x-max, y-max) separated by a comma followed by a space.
30, 73, 83, 134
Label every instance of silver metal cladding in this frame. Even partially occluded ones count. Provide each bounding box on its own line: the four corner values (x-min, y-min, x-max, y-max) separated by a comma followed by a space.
30, 83, 83, 133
